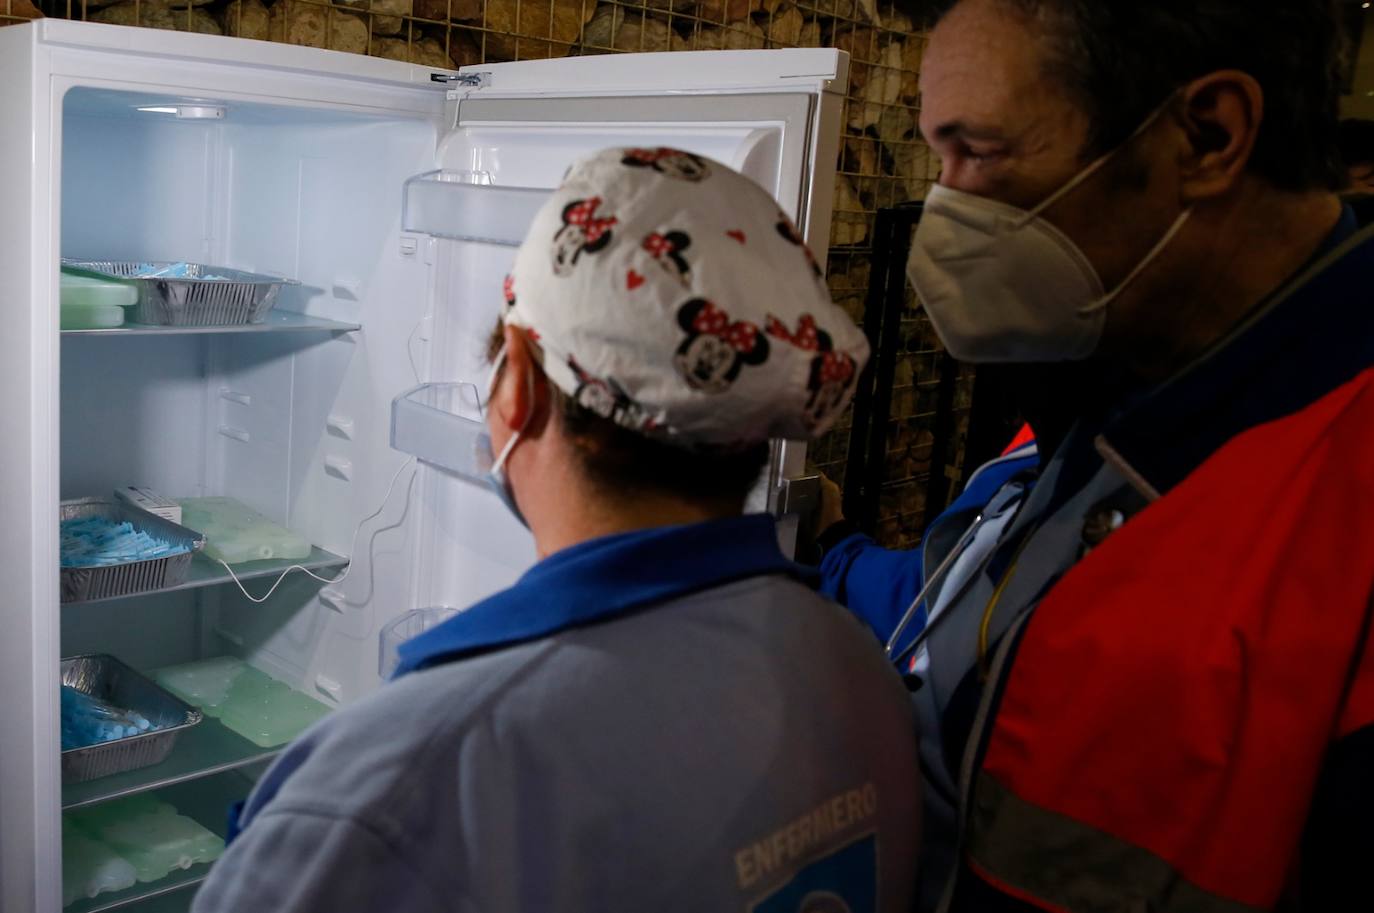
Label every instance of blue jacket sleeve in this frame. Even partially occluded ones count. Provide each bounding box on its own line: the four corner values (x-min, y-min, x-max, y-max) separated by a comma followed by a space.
818, 530, 924, 647
816, 447, 1041, 654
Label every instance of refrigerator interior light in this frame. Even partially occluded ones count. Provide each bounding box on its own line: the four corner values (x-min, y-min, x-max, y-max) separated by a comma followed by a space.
135, 104, 227, 119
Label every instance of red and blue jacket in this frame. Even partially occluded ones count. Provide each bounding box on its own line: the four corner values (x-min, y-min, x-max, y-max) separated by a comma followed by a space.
821, 207, 1374, 912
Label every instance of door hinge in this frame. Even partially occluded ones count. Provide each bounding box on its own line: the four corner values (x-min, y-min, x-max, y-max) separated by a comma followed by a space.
431, 72, 490, 87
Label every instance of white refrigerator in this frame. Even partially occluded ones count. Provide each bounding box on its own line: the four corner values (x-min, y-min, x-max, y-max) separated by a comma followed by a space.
0, 20, 848, 913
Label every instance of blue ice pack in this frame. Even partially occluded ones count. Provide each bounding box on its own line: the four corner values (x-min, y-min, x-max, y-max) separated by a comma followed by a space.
60, 516, 190, 568
60, 686, 159, 750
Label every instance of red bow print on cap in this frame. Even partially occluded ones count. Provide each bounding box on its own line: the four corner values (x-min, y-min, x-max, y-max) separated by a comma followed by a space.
693, 302, 761, 354
642, 233, 678, 258
625, 148, 683, 165
766, 314, 821, 350
768, 314, 855, 385
818, 352, 855, 384
564, 197, 618, 244
503, 274, 516, 306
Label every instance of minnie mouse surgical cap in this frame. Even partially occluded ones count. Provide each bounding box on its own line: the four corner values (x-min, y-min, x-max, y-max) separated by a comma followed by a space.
503, 146, 870, 448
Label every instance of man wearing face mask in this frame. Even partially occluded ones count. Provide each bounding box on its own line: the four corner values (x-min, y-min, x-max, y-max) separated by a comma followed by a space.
889, 2, 1374, 912
192, 148, 922, 913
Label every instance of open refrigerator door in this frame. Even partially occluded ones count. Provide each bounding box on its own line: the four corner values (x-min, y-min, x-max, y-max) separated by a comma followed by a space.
3, 21, 458, 913
0, 20, 847, 913
392, 49, 849, 612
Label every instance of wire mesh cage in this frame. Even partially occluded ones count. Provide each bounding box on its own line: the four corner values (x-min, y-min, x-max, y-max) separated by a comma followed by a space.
1, 0, 43, 23
10, 0, 965, 547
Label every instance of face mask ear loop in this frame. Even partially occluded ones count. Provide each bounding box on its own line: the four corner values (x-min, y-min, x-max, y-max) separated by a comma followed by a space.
490, 424, 522, 475
1078, 208, 1192, 315
484, 345, 509, 416
487, 344, 538, 476
1012, 94, 1181, 231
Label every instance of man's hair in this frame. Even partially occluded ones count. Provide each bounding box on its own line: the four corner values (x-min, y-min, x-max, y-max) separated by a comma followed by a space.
486, 324, 769, 512
941, 0, 1349, 193
1339, 119, 1374, 170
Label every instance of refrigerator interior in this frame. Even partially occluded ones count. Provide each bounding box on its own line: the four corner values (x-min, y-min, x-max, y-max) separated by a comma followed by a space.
54, 85, 466, 913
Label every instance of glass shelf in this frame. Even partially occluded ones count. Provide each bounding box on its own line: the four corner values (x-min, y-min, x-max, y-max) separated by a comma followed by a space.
109, 885, 200, 913
64, 717, 280, 811
64, 770, 253, 913
66, 862, 211, 913
61, 311, 359, 337
65, 547, 347, 607
402, 170, 550, 246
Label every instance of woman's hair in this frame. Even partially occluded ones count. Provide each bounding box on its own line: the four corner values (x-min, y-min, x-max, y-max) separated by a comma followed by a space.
486, 323, 769, 513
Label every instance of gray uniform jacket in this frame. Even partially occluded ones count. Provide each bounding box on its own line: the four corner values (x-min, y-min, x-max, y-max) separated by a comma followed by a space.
192, 515, 921, 913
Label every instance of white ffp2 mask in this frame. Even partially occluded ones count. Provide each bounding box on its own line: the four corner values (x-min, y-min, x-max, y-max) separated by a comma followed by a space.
907, 102, 1191, 363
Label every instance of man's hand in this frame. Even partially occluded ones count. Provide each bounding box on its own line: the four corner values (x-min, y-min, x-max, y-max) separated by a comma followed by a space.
813, 474, 845, 539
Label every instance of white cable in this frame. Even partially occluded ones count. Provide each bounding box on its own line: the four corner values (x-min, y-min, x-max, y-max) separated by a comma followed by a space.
406, 315, 426, 384
217, 456, 418, 605
220, 310, 428, 603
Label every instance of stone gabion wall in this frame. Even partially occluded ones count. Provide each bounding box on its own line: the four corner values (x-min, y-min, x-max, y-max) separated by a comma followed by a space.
6, 0, 964, 547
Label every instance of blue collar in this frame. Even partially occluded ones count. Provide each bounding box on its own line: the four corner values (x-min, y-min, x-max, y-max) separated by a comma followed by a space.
393, 514, 815, 676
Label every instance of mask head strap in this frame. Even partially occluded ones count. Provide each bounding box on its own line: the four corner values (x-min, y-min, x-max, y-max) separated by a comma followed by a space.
1016, 92, 1181, 229
1079, 208, 1192, 315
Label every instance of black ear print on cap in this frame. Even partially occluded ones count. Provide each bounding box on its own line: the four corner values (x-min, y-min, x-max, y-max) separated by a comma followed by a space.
621, 149, 711, 181
776, 218, 823, 278
814, 327, 835, 355
643, 230, 693, 283
661, 231, 691, 275
803, 350, 859, 429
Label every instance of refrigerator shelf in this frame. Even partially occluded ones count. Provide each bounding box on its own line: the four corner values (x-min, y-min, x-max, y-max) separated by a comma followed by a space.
100, 887, 201, 913
62, 261, 296, 329
63, 770, 251, 913
64, 547, 347, 607
61, 310, 359, 338
63, 717, 278, 812
402, 170, 549, 246
64, 862, 209, 913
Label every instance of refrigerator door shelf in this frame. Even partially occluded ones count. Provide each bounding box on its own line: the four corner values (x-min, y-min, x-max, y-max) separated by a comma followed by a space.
377, 606, 461, 679
390, 382, 490, 478
401, 171, 550, 246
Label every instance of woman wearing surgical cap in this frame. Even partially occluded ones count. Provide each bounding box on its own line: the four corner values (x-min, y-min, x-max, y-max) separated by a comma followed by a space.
193, 148, 921, 913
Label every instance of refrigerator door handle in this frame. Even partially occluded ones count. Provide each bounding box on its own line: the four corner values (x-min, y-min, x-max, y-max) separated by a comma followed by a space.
775, 474, 821, 519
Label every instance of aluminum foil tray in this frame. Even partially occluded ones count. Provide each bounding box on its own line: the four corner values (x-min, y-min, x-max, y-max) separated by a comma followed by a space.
62, 260, 295, 327
60, 498, 206, 604
61, 654, 203, 784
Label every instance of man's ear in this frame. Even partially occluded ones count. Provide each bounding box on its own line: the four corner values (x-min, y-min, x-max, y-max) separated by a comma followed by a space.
492, 325, 548, 434
1176, 70, 1264, 205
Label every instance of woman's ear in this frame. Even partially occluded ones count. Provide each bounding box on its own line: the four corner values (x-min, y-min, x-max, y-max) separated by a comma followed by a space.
1176, 70, 1264, 205
492, 325, 547, 434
